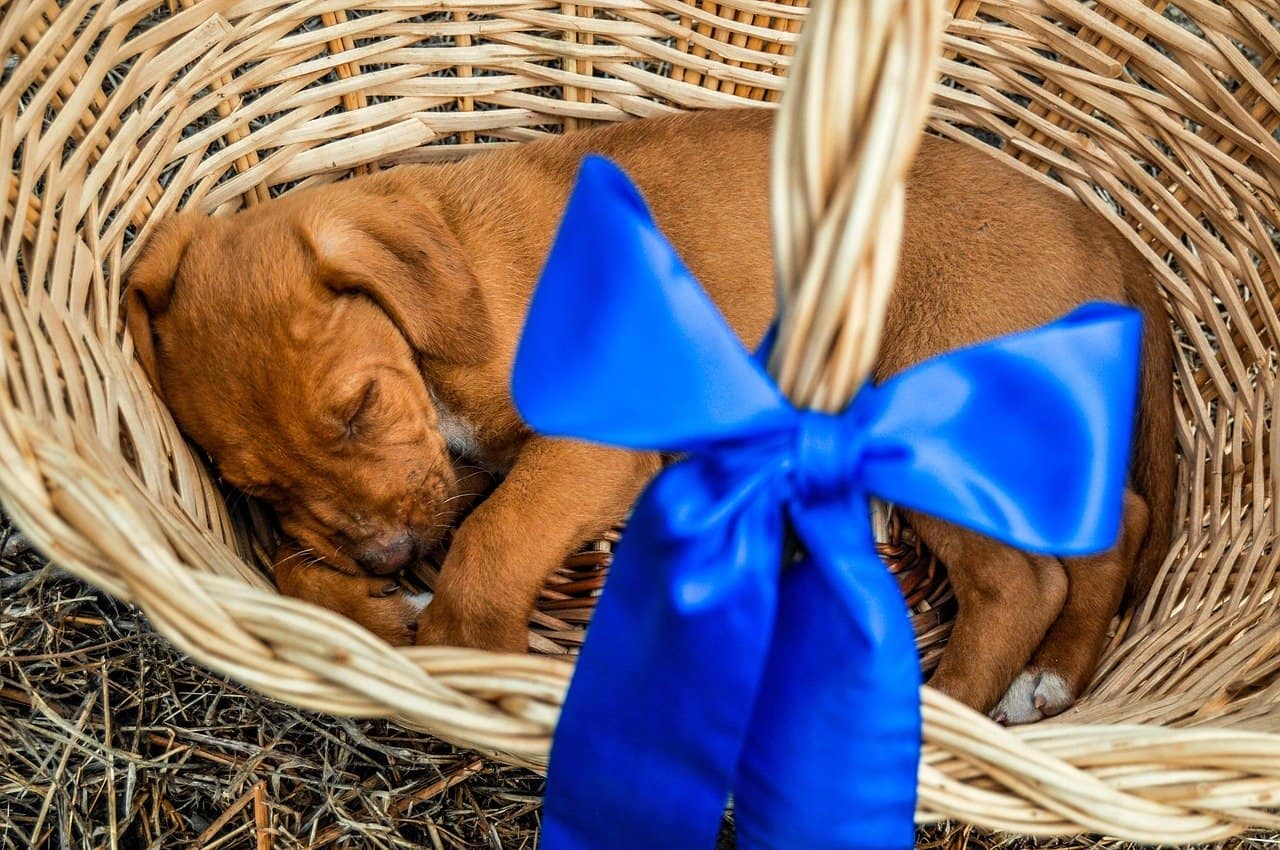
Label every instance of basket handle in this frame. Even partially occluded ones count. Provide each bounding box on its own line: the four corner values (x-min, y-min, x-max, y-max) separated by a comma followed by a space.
769, 0, 945, 411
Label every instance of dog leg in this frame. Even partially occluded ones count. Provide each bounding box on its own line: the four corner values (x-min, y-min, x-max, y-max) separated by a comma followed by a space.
912, 513, 1069, 715
993, 489, 1149, 724
417, 437, 659, 652
273, 544, 428, 646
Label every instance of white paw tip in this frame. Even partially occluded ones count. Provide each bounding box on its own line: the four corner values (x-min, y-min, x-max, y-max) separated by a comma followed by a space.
993, 669, 1077, 726
992, 670, 1042, 725
1032, 670, 1072, 716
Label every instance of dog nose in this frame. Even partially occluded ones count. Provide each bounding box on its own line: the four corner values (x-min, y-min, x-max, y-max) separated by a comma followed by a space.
358, 533, 417, 575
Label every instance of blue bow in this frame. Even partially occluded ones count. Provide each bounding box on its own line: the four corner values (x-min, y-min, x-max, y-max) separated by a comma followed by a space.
513, 156, 1141, 850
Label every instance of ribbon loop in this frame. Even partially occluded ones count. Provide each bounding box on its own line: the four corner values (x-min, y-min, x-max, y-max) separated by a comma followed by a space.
513, 155, 792, 453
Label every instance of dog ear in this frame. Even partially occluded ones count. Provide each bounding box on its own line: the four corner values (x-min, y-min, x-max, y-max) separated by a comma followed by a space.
302, 190, 493, 365
124, 214, 201, 395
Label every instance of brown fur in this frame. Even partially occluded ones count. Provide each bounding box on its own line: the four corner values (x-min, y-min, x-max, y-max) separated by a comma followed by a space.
125, 108, 1174, 720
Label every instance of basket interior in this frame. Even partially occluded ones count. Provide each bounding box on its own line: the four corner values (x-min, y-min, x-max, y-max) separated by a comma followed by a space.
2, 0, 1279, 740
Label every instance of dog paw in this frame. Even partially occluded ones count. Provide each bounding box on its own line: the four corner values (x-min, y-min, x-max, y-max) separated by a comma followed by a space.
349, 579, 431, 647
990, 669, 1074, 725
415, 601, 528, 653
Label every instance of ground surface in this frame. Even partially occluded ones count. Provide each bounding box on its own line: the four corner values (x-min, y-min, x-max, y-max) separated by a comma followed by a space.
1, 516, 1274, 849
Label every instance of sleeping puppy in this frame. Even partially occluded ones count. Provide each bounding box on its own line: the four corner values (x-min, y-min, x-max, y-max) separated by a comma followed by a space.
125, 108, 1174, 723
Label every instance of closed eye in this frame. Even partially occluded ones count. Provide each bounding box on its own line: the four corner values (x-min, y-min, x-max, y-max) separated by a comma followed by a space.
343, 381, 377, 437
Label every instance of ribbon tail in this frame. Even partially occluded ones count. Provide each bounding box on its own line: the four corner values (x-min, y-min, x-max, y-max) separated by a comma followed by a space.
732, 499, 922, 850
542, 462, 785, 850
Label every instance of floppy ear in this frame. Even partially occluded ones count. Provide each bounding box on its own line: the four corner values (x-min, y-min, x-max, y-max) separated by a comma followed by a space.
301, 191, 493, 365
124, 214, 200, 394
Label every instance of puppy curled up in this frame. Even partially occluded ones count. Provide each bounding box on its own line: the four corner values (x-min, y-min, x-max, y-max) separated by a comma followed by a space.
125, 108, 1174, 724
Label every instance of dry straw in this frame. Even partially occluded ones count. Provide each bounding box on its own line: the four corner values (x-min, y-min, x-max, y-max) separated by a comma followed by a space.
1, 0, 1279, 843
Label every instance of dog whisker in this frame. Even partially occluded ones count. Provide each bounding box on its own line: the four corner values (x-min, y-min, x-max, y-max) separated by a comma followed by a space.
273, 547, 317, 568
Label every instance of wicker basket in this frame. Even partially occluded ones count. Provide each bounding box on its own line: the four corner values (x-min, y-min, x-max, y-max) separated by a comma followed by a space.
3, 0, 1279, 842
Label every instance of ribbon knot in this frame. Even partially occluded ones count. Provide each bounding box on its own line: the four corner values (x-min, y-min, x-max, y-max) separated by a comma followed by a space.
793, 407, 869, 502
511, 156, 1143, 850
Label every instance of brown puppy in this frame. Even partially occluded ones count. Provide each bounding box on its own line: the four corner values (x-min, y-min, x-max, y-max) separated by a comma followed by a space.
125, 108, 1174, 723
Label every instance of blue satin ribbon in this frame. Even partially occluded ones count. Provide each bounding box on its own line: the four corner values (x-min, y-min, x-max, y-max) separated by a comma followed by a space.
513, 156, 1141, 850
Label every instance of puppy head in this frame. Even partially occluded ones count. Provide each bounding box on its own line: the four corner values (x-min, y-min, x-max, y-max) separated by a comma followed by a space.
125, 181, 492, 574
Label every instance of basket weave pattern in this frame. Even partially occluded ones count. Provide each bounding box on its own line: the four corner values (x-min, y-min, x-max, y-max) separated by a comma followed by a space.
3, 0, 1279, 840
